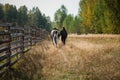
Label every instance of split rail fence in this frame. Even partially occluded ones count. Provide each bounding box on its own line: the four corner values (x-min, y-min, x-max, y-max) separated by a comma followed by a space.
0, 23, 48, 76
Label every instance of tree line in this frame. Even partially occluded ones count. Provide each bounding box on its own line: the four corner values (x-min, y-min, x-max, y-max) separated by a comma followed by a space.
1, 0, 120, 34
53, 0, 120, 34
0, 3, 51, 31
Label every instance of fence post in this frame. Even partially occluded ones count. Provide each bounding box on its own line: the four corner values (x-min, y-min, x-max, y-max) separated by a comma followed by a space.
30, 27, 32, 46
8, 24, 12, 69
22, 26, 24, 55
34, 26, 37, 45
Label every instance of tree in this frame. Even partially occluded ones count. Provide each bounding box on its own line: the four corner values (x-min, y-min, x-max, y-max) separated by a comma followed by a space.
0, 4, 4, 22
80, 0, 96, 33
79, 0, 120, 34
0, 3, 52, 31
17, 5, 28, 26
63, 14, 73, 33
28, 7, 51, 31
28, 7, 42, 27
45, 16, 51, 31
3, 4, 10, 22
92, 0, 105, 33
104, 0, 120, 34
54, 5, 67, 29
63, 14, 82, 34
2, 4, 17, 23
74, 16, 81, 34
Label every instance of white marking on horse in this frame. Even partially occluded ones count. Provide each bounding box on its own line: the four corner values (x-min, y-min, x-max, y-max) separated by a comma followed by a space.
51, 29, 59, 47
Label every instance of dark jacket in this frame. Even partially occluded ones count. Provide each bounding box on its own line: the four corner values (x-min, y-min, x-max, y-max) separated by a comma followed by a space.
60, 27, 67, 39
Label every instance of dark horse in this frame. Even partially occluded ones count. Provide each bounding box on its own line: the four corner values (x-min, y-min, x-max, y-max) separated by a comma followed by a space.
60, 27, 68, 45
50, 28, 60, 47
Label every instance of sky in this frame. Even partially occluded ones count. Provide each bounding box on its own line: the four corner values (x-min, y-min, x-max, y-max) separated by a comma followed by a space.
0, 0, 80, 21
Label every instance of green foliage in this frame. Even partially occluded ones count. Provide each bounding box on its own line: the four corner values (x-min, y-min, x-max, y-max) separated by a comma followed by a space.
17, 5, 28, 26
1, 1, 120, 34
63, 14, 82, 34
79, 0, 120, 34
74, 16, 81, 34
54, 5, 82, 34
0, 4, 4, 21
28, 7, 42, 26
0, 3, 52, 31
27, 7, 51, 31
3, 4, 17, 23
63, 14, 73, 33
54, 5, 67, 29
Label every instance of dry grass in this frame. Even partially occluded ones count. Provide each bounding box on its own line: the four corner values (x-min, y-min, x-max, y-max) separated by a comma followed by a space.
1, 34, 120, 80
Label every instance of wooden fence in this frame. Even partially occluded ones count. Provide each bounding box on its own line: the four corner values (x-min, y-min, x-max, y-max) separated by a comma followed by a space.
0, 23, 48, 76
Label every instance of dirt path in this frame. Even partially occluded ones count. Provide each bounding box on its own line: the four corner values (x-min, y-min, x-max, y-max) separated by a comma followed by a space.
58, 49, 69, 63
40, 39, 87, 80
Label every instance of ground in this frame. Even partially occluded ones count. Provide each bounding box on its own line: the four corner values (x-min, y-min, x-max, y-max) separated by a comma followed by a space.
1, 34, 120, 80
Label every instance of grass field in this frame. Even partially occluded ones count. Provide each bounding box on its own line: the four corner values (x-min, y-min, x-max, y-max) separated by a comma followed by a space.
1, 34, 120, 80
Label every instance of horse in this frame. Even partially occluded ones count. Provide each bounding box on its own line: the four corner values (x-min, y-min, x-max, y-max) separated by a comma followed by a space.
60, 27, 68, 45
50, 28, 60, 47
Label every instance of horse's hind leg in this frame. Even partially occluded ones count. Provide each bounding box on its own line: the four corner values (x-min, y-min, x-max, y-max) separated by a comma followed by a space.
54, 39, 57, 48
53, 38, 55, 46
52, 38, 57, 47
54, 37, 58, 48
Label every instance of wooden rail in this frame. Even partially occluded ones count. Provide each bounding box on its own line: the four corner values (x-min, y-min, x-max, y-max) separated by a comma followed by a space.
0, 23, 48, 76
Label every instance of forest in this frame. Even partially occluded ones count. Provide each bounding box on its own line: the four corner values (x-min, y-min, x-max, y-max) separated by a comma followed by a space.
54, 0, 120, 34
79, 0, 120, 34
0, 0, 120, 34
0, 3, 51, 31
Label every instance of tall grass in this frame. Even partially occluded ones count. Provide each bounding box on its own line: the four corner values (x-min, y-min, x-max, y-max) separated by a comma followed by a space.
1, 34, 120, 80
